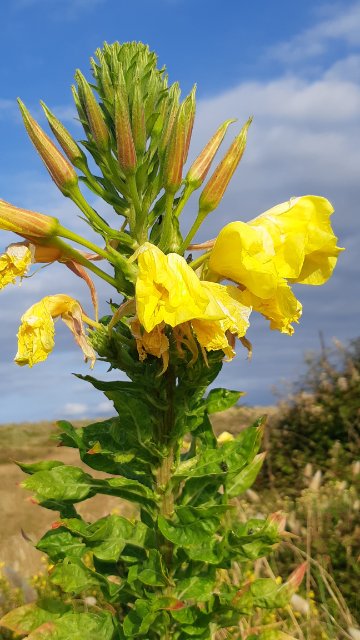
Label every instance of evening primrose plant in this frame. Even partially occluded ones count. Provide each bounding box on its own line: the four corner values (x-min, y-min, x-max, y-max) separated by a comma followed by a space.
0, 42, 342, 640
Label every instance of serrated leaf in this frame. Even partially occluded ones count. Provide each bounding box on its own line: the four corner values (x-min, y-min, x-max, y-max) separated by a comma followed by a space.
206, 388, 243, 414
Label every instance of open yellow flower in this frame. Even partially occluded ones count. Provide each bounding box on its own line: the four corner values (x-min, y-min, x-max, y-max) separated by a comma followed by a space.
0, 244, 32, 290
15, 294, 96, 367
135, 243, 252, 361
208, 195, 343, 334
135, 243, 225, 333
192, 283, 251, 359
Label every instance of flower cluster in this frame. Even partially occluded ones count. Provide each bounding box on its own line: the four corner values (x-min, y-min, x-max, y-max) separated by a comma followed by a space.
0, 42, 342, 372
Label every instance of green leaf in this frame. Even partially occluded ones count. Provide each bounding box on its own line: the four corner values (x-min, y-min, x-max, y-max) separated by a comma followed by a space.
175, 423, 263, 481
37, 529, 86, 561
86, 515, 152, 562
17, 460, 65, 475
122, 599, 160, 637
158, 514, 218, 547
22, 466, 94, 503
50, 560, 103, 595
206, 388, 243, 414
0, 600, 69, 635
97, 476, 156, 507
25, 611, 116, 640
175, 576, 215, 602
135, 549, 169, 586
226, 452, 266, 498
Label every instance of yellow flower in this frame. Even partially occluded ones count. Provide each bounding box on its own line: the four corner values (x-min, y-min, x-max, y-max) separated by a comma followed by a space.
15, 294, 96, 367
134, 243, 251, 360
238, 282, 302, 335
192, 283, 251, 359
0, 244, 32, 290
208, 195, 343, 333
135, 243, 224, 333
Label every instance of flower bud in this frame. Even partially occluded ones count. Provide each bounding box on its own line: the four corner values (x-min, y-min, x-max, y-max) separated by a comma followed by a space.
199, 117, 252, 215
163, 102, 187, 194
286, 562, 307, 591
40, 102, 84, 166
159, 83, 181, 156
186, 119, 235, 189
183, 85, 196, 163
115, 70, 137, 175
17, 100, 79, 196
75, 70, 110, 151
131, 81, 147, 156
0, 199, 59, 239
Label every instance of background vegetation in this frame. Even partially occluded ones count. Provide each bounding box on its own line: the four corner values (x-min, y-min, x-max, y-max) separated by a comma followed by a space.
1, 338, 359, 639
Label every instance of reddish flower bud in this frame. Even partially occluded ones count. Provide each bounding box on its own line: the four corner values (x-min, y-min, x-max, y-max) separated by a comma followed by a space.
286, 562, 308, 591
0, 199, 59, 239
17, 99, 78, 196
163, 102, 187, 194
115, 70, 137, 175
186, 119, 235, 189
40, 102, 84, 166
75, 70, 110, 151
199, 117, 252, 214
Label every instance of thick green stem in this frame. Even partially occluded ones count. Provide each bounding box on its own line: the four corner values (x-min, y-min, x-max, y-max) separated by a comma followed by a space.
173, 183, 195, 218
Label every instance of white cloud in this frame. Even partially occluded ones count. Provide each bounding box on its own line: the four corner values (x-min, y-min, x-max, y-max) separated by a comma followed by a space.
63, 402, 89, 416
271, 2, 360, 63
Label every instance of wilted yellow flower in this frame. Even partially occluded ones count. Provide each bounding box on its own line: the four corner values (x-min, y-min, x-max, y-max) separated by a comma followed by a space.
209, 195, 342, 333
130, 317, 169, 373
15, 294, 96, 367
135, 243, 224, 333
0, 244, 32, 290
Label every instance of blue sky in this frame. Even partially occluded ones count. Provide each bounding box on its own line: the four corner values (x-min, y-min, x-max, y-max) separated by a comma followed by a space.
0, 0, 359, 423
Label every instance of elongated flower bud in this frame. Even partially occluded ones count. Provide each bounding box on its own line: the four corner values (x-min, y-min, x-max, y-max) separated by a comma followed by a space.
186, 119, 235, 189
17, 100, 78, 196
0, 199, 59, 239
40, 102, 84, 166
115, 71, 137, 175
75, 70, 110, 151
159, 83, 180, 156
183, 84, 196, 163
163, 102, 187, 194
199, 117, 252, 214
131, 81, 146, 156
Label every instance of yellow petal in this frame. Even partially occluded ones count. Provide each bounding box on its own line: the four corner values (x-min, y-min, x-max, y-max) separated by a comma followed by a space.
15, 294, 96, 367
15, 299, 55, 366
192, 283, 251, 359
130, 317, 169, 373
209, 196, 343, 296
0, 244, 31, 290
135, 242, 224, 333
238, 282, 302, 335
